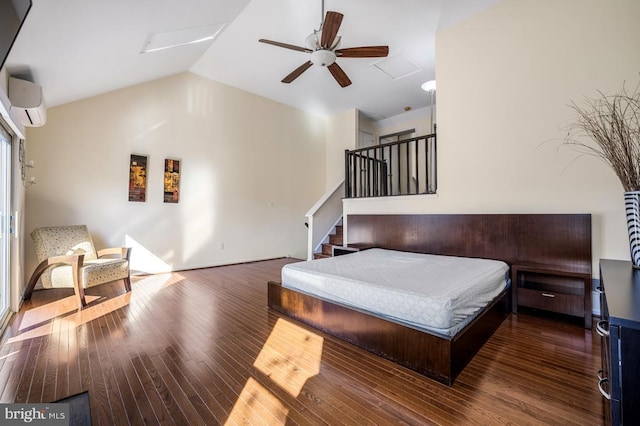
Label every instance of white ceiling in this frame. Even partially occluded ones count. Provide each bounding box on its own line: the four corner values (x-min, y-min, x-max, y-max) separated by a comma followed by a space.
5, 0, 499, 121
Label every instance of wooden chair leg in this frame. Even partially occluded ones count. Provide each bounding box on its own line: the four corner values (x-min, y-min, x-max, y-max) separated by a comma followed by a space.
123, 248, 132, 293
71, 256, 87, 309
73, 286, 87, 310
24, 254, 85, 308
24, 260, 52, 300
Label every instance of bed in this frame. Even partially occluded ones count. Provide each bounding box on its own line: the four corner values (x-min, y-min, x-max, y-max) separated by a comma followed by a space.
281, 248, 510, 337
268, 214, 592, 385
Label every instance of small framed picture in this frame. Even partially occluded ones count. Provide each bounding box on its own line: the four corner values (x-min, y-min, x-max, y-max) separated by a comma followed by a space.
128, 154, 147, 202
164, 159, 180, 203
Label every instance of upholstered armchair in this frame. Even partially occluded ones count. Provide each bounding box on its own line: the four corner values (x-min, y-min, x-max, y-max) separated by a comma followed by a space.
25, 225, 132, 309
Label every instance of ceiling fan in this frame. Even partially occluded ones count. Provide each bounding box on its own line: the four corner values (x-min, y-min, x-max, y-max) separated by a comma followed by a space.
258, 4, 389, 88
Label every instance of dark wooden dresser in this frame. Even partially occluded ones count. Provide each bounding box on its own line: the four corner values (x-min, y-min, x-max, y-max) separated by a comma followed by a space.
598, 259, 640, 425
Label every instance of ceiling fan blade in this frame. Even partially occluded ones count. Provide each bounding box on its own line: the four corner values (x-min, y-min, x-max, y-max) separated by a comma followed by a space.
259, 39, 312, 53
336, 46, 389, 58
327, 63, 352, 88
282, 61, 313, 84
321, 11, 343, 48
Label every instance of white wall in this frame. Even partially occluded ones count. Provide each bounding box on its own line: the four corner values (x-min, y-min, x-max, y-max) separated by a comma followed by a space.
25, 72, 326, 275
357, 111, 375, 137
373, 106, 432, 142
344, 0, 640, 274
325, 108, 357, 189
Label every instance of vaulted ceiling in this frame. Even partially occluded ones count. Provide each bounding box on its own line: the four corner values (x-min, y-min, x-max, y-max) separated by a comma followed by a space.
5, 0, 499, 121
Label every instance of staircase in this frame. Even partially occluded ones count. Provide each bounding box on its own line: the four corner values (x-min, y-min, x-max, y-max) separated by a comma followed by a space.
314, 224, 343, 259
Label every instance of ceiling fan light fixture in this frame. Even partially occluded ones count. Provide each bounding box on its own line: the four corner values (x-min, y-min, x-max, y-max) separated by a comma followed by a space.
310, 49, 336, 67
305, 31, 320, 50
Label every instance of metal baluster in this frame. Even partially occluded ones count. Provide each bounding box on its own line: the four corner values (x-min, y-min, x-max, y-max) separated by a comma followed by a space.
404, 142, 408, 195
414, 139, 419, 194
433, 127, 437, 192
373, 147, 378, 197
352, 152, 357, 198
424, 137, 429, 193
344, 150, 350, 198
366, 149, 371, 197
388, 146, 393, 196
358, 154, 363, 198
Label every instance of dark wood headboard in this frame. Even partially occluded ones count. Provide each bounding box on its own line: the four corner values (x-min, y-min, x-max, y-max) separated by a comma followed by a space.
346, 214, 592, 274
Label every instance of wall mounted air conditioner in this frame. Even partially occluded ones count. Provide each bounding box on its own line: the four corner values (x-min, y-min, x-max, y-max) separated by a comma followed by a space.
8, 77, 46, 127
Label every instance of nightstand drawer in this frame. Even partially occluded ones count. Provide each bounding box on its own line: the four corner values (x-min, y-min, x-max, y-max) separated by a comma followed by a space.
518, 288, 584, 317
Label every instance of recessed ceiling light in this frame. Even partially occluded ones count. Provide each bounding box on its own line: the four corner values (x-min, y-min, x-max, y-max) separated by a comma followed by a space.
140, 23, 227, 54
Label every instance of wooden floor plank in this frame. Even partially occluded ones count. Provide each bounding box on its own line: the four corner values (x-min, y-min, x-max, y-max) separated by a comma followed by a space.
0, 258, 604, 425
87, 314, 116, 426
0, 339, 32, 403
98, 309, 145, 426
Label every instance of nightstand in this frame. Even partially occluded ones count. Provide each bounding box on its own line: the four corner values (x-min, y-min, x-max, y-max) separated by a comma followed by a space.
511, 263, 592, 329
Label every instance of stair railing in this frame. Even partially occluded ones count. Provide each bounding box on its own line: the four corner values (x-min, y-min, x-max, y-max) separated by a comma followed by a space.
305, 179, 345, 260
345, 130, 436, 198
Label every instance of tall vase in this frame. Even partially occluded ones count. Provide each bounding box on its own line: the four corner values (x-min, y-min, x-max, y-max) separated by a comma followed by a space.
625, 191, 640, 268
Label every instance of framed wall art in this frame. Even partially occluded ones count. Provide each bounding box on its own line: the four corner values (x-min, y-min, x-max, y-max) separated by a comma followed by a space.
164, 158, 180, 203
128, 154, 148, 202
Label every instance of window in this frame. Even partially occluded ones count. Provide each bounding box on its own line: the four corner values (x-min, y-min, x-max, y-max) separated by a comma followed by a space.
0, 121, 12, 321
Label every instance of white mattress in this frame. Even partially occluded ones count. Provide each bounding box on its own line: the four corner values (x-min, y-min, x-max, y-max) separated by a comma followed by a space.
281, 248, 509, 337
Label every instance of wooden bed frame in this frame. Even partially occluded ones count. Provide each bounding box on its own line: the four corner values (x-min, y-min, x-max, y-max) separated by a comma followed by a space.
268, 214, 592, 385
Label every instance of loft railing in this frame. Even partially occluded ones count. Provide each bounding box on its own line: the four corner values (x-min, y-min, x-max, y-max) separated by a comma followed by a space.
345, 131, 437, 198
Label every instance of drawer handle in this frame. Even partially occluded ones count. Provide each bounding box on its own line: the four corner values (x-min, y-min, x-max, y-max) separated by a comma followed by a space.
541, 292, 555, 298
596, 320, 609, 337
598, 377, 611, 400
595, 285, 604, 294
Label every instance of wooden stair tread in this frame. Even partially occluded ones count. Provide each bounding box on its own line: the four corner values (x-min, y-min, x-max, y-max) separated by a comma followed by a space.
313, 222, 344, 259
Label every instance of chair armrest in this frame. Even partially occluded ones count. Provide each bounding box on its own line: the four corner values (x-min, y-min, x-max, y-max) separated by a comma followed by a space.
24, 254, 85, 300
97, 247, 131, 261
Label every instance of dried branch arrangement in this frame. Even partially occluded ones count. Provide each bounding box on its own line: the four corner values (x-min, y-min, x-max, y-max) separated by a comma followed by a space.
565, 81, 640, 191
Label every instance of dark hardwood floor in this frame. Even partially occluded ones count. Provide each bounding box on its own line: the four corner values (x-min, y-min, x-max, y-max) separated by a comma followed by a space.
0, 258, 603, 425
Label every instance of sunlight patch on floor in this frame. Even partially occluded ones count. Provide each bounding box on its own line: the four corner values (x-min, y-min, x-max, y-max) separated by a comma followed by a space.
0, 350, 20, 361
17, 295, 88, 331
8, 294, 110, 344
7, 274, 179, 344
225, 377, 289, 425
253, 318, 324, 397
128, 273, 176, 300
